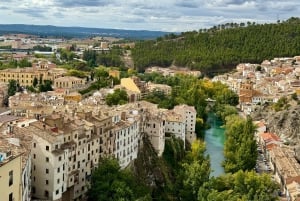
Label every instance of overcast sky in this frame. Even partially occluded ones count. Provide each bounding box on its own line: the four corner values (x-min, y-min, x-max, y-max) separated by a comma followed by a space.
0, 0, 299, 32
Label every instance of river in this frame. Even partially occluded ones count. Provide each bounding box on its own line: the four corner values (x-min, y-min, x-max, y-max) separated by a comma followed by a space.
204, 113, 225, 177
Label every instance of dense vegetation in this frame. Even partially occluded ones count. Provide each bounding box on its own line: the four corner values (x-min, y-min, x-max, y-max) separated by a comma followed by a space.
223, 115, 258, 173
83, 47, 124, 67
198, 171, 278, 201
87, 158, 150, 201
0, 58, 32, 69
132, 17, 300, 74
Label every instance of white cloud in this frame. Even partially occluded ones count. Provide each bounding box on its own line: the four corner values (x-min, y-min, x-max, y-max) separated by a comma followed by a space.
0, 0, 299, 31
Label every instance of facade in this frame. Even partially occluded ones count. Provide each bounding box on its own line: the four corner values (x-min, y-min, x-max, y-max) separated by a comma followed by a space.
30, 113, 100, 201
0, 121, 33, 201
54, 76, 85, 90
147, 82, 172, 95
164, 110, 186, 146
0, 154, 22, 201
143, 110, 166, 156
0, 65, 66, 87
113, 115, 139, 168
173, 105, 196, 144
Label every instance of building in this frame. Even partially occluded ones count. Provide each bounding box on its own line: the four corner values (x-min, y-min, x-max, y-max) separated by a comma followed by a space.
54, 76, 86, 90
164, 110, 186, 146
120, 77, 141, 102
0, 152, 22, 201
0, 64, 66, 87
143, 110, 166, 156
269, 146, 300, 198
173, 105, 197, 144
30, 113, 100, 201
0, 119, 33, 201
108, 69, 120, 80
113, 112, 139, 168
147, 82, 172, 95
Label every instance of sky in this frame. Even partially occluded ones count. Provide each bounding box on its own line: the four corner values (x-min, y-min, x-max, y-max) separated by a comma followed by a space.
0, 0, 299, 32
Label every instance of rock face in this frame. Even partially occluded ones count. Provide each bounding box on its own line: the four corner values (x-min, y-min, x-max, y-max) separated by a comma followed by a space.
132, 134, 168, 189
252, 105, 300, 143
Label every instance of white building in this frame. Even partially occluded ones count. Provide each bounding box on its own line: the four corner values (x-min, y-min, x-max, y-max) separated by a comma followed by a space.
113, 112, 139, 168
173, 105, 197, 144
164, 110, 186, 146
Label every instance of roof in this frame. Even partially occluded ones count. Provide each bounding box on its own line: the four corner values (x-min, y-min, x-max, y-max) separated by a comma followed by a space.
0, 115, 20, 123
120, 78, 141, 93
0, 124, 33, 170
260, 132, 281, 142
54, 76, 83, 82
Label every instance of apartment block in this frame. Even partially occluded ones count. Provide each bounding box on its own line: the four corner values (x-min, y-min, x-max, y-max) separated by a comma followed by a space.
30, 113, 100, 201
113, 112, 139, 168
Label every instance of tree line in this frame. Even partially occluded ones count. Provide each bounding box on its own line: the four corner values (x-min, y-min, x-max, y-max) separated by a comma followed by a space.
132, 17, 300, 74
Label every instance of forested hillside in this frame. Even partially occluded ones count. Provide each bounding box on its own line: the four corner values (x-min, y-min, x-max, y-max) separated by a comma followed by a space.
132, 17, 300, 74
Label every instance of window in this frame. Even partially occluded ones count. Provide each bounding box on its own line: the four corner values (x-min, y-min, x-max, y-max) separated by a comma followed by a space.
57, 179, 60, 184
33, 143, 36, 148
46, 180, 49, 185
33, 154, 36, 159
9, 193, 13, 201
46, 169, 49, 174
44, 190, 49, 197
56, 189, 59, 195
9, 170, 13, 186
59, 156, 62, 161
57, 167, 60, 173
46, 146, 49, 151
46, 157, 49, 162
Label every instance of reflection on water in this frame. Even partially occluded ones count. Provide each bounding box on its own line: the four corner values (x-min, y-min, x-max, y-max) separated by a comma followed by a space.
204, 113, 225, 177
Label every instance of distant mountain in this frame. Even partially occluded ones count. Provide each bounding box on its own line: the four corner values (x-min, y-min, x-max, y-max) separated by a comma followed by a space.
0, 24, 171, 39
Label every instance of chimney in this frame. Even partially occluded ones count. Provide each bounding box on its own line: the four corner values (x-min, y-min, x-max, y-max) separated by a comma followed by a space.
121, 112, 126, 121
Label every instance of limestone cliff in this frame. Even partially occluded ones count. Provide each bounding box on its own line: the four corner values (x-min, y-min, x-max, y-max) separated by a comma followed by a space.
251, 104, 300, 144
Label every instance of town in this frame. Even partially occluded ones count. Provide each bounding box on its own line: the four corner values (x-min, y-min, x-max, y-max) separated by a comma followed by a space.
0, 32, 300, 201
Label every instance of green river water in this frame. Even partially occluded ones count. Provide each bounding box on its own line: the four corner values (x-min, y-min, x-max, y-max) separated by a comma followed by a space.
204, 113, 225, 177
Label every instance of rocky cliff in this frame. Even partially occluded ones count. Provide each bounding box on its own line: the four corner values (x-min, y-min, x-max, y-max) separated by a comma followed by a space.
252, 103, 300, 144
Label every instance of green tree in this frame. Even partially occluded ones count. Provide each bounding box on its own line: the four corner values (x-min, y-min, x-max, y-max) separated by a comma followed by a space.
33, 77, 38, 88
105, 89, 128, 106
223, 115, 257, 173
8, 79, 17, 96
87, 158, 150, 201
39, 80, 53, 92
198, 171, 278, 201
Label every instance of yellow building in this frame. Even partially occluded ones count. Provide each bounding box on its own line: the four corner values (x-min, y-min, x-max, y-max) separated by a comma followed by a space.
0, 65, 66, 86
109, 70, 120, 79
120, 78, 142, 102
0, 151, 22, 201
